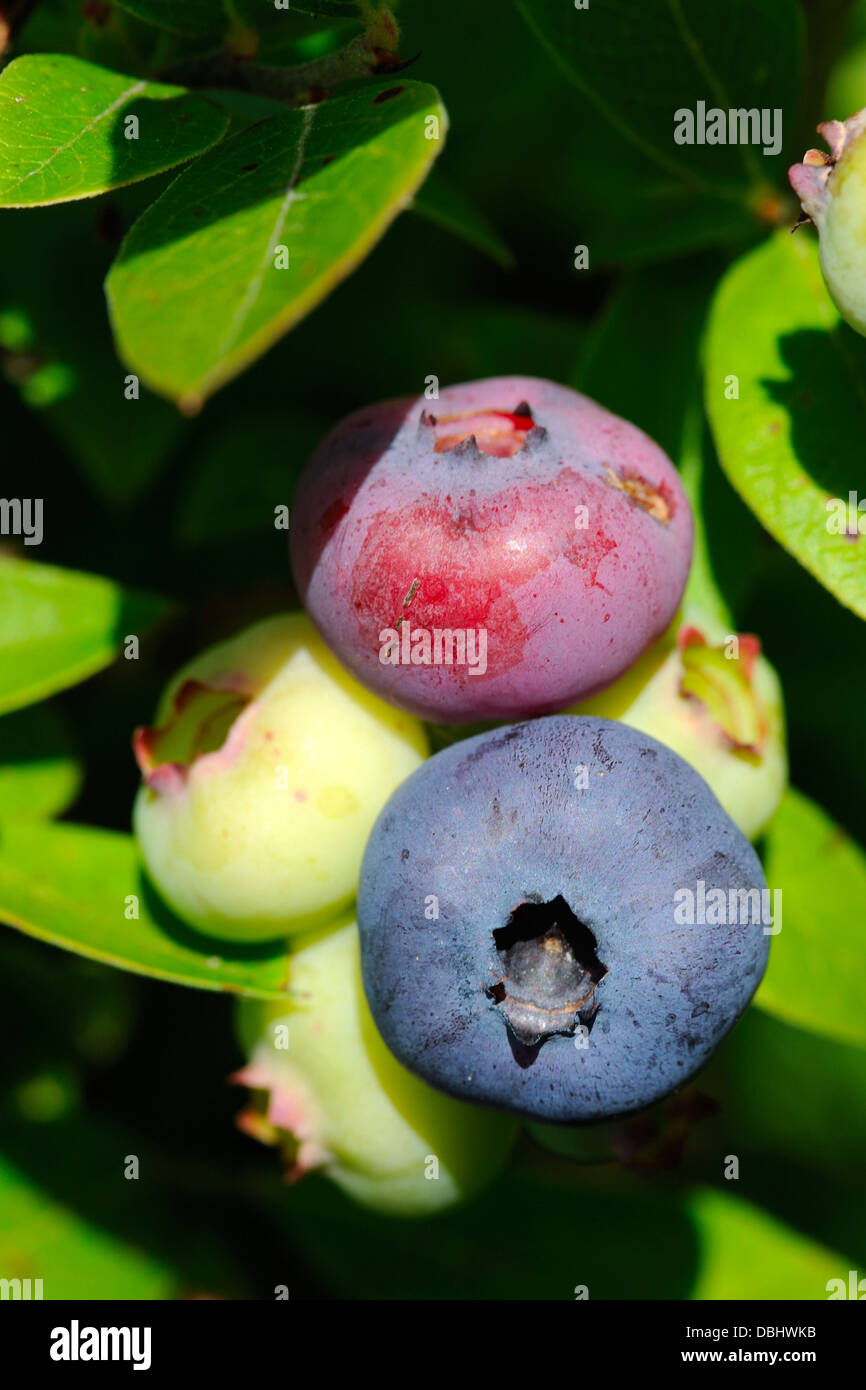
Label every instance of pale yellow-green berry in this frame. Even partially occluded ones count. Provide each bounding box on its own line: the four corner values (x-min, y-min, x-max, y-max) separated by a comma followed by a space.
234, 920, 515, 1216
789, 110, 866, 335
133, 613, 428, 941
568, 612, 787, 841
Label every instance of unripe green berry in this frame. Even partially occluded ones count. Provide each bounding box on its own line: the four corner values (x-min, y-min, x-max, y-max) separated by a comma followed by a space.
568, 612, 786, 840
234, 920, 515, 1216
133, 613, 428, 941
790, 111, 866, 335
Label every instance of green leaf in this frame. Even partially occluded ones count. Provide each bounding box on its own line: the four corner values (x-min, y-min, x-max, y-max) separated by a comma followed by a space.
705, 1008, 866, 1264
706, 229, 866, 620
0, 705, 82, 819
263, 1157, 849, 1299
516, 0, 802, 262
0, 820, 292, 999
411, 171, 514, 268
0, 54, 229, 207
41, 364, 185, 505
685, 1186, 850, 1300
713, 1006, 866, 1177
106, 79, 448, 409
755, 787, 866, 1049
0, 1150, 175, 1299
267, 1164, 701, 1298
0, 557, 168, 715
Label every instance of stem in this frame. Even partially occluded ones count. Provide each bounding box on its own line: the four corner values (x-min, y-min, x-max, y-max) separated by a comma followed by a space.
159, 17, 407, 107
223, 0, 258, 59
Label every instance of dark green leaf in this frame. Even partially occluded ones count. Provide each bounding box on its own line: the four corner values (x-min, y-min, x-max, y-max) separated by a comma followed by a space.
265, 1159, 846, 1299
0, 194, 185, 505
0, 932, 135, 1101
411, 171, 514, 268
515, 0, 804, 262
175, 410, 326, 545
0, 704, 82, 819
516, 0, 802, 190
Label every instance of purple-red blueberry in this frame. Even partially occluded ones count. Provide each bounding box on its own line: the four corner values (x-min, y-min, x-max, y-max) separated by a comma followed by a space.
357, 715, 770, 1123
290, 377, 693, 723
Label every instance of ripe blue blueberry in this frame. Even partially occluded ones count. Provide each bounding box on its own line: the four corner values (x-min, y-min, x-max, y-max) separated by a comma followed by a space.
357, 716, 770, 1123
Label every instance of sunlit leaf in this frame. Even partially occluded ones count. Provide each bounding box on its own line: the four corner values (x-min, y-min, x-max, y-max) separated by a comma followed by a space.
0, 557, 168, 715
706, 230, 866, 620
686, 1185, 850, 1300
106, 80, 447, 409
756, 787, 866, 1049
0, 55, 229, 206
0, 819, 292, 999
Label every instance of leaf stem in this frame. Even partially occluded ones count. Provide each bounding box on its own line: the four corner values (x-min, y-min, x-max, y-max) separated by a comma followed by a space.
159, 20, 407, 107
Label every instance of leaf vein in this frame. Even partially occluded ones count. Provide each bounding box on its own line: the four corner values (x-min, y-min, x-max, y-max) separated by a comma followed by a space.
0, 79, 148, 195
215, 105, 317, 359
